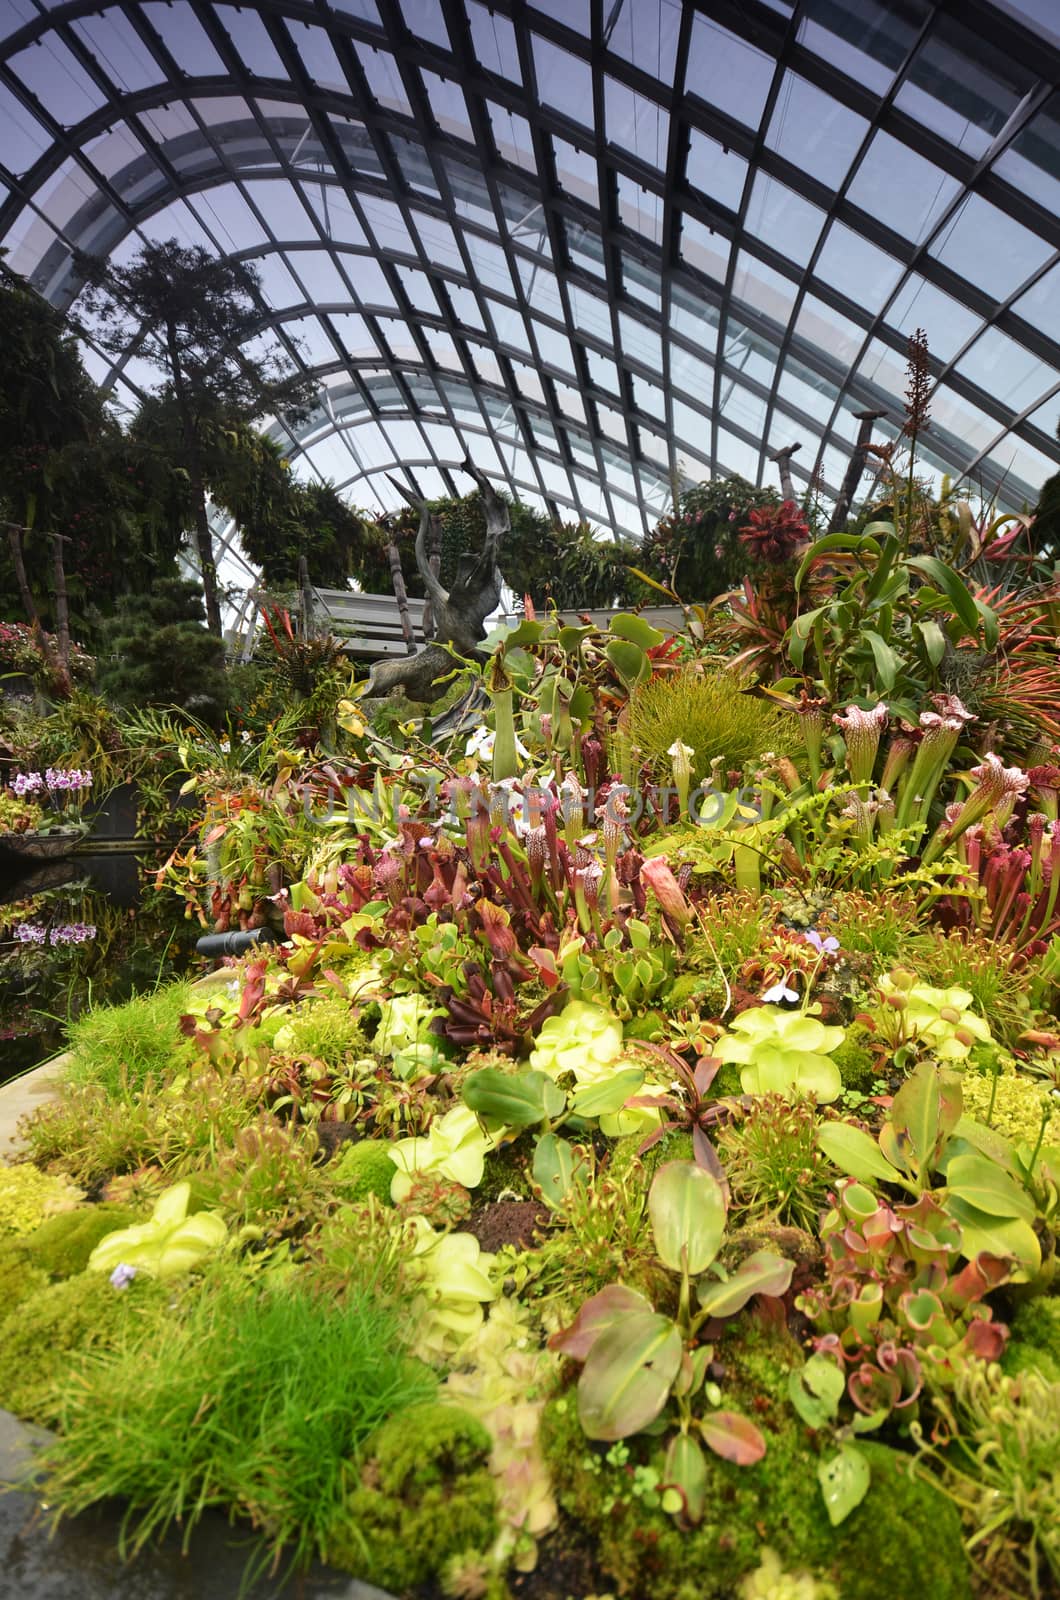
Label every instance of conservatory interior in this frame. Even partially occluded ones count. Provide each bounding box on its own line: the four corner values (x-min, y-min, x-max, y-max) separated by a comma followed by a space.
3, 0, 1060, 1597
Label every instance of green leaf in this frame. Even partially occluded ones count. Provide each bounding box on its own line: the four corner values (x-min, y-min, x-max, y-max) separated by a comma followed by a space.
945, 1198, 1041, 1275
974, 596, 1000, 652
558, 625, 594, 653
625, 565, 678, 599
663, 1433, 707, 1523
916, 618, 947, 668
462, 1068, 563, 1128
604, 638, 651, 690
649, 1160, 726, 1276
818, 1445, 871, 1526
609, 613, 666, 649
863, 628, 898, 692
787, 606, 828, 671
533, 1133, 582, 1210
944, 1153, 1036, 1222
696, 1250, 794, 1319
699, 1410, 766, 1465
817, 1123, 903, 1187
788, 1355, 845, 1428
794, 532, 882, 594
550, 1285, 653, 1361
891, 1060, 940, 1174
907, 556, 980, 636
577, 1312, 683, 1440
570, 1067, 645, 1119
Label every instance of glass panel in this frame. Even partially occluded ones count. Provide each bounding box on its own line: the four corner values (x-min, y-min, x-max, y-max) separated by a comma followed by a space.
896, 17, 1034, 160
361, 195, 415, 255
633, 375, 667, 421
466, 2, 521, 82
956, 328, 1054, 414
489, 105, 536, 170
618, 310, 663, 371
886, 274, 980, 363
410, 210, 464, 272
553, 136, 598, 206
331, 314, 379, 359
716, 428, 762, 479
355, 41, 411, 113
815, 222, 904, 308
421, 69, 470, 132
606, 0, 681, 83
213, 7, 286, 79
0, 84, 51, 176
766, 72, 869, 187
719, 379, 767, 436
1013, 261, 1060, 344
532, 36, 593, 128
605, 76, 669, 169
678, 214, 730, 282
533, 0, 590, 29
347, 255, 398, 307
993, 94, 1060, 215
400, 0, 450, 51
518, 258, 564, 319
396, 266, 440, 314
72, 8, 165, 91
569, 283, 613, 341
686, 129, 747, 211
846, 130, 961, 244
777, 357, 841, 426
928, 193, 1052, 301
445, 281, 487, 329
731, 252, 798, 329
554, 380, 587, 423
142, 2, 226, 74
796, 0, 927, 95
670, 343, 714, 401
188, 188, 266, 251
745, 173, 826, 267
616, 173, 664, 244
8, 36, 107, 123
586, 348, 621, 395
464, 232, 516, 297
686, 16, 775, 128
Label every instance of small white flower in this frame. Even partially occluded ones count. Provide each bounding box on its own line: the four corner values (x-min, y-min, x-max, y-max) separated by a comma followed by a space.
762, 978, 799, 1005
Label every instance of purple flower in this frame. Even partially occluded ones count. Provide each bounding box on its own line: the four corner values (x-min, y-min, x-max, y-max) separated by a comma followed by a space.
804, 930, 839, 954
109, 1263, 137, 1290
13, 921, 47, 944
49, 922, 96, 945
12, 772, 44, 796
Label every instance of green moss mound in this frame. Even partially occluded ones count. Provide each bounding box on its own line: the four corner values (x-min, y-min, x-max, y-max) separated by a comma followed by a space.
335, 1403, 497, 1590
329, 1140, 396, 1205
831, 1025, 878, 1094
0, 1271, 168, 1423
541, 1321, 972, 1600
0, 1162, 83, 1238
0, 1238, 49, 1318
22, 1204, 146, 1278
1003, 1297, 1060, 1384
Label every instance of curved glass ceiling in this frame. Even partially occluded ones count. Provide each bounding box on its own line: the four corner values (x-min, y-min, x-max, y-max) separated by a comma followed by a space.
3, 0, 1060, 553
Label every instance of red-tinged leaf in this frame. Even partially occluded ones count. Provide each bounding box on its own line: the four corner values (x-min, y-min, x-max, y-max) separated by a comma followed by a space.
692, 1126, 729, 1201
696, 1250, 794, 1319
203, 823, 227, 845
578, 1313, 683, 1440
663, 1433, 708, 1523
549, 1285, 653, 1361
699, 1410, 766, 1465
693, 1056, 722, 1096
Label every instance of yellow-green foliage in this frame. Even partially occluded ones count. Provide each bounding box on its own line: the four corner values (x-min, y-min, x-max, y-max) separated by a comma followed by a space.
0, 1163, 83, 1238
628, 669, 799, 790
64, 982, 195, 1099
271, 994, 370, 1065
335, 1403, 497, 1590
960, 1070, 1060, 1148
1004, 1298, 1060, 1385
740, 1549, 838, 1600
0, 1271, 167, 1423
330, 1139, 397, 1205
22, 1204, 145, 1278
541, 1321, 972, 1600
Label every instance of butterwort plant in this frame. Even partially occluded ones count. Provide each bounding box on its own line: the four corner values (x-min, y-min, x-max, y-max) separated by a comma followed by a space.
550, 1160, 793, 1524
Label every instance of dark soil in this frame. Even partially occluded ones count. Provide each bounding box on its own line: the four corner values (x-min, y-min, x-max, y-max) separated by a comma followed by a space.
313, 1120, 358, 1160
465, 1200, 550, 1253
411, 1514, 610, 1600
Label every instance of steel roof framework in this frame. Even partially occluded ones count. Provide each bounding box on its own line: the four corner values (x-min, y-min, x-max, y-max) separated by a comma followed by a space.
2, 0, 1060, 589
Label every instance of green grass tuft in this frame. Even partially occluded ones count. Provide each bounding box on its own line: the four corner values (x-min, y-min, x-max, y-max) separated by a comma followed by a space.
64, 983, 195, 1100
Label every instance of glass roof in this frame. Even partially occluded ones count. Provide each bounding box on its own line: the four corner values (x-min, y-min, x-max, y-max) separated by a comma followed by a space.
3, 0, 1060, 562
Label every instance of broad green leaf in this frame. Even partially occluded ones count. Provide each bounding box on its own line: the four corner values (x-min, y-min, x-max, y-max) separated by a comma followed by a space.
558, 625, 594, 653
699, 1410, 766, 1465
916, 619, 947, 668
974, 596, 1000, 651
462, 1068, 562, 1127
946, 1197, 1041, 1275
907, 556, 980, 636
663, 1433, 707, 1523
793, 532, 882, 594
696, 1250, 794, 1318
609, 613, 667, 649
649, 1160, 726, 1275
817, 1122, 903, 1187
577, 1312, 683, 1440
533, 1133, 583, 1210
944, 1153, 1035, 1222
604, 638, 651, 690
570, 1066, 645, 1119
549, 1284, 653, 1361
863, 628, 898, 692
891, 1060, 940, 1173
788, 1355, 845, 1429
818, 1445, 871, 1526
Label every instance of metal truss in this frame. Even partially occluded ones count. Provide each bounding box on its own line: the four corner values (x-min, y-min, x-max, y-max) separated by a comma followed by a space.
2, 0, 1060, 589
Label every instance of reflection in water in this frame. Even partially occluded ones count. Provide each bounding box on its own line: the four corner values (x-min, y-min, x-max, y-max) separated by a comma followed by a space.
0, 853, 200, 1083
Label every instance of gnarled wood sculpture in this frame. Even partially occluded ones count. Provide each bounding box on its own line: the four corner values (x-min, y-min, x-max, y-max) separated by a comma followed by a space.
366, 461, 508, 701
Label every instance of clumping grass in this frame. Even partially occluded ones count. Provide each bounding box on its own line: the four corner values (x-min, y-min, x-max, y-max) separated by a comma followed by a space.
64, 983, 195, 1099
628, 668, 799, 790
38, 1271, 437, 1581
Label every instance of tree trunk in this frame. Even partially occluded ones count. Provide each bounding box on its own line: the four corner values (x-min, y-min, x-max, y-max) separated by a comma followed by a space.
386, 540, 417, 656
828, 411, 885, 534
51, 533, 71, 671
167, 325, 222, 636
421, 512, 444, 641
7, 524, 40, 627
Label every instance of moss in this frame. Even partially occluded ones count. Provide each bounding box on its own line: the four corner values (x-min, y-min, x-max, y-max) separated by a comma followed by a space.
541, 1318, 972, 1600
0, 1271, 168, 1424
0, 1162, 83, 1239
0, 1238, 49, 1317
22, 1204, 146, 1279
608, 1127, 693, 1186
960, 1069, 1060, 1149
329, 1140, 397, 1206
830, 1025, 879, 1094
333, 1403, 497, 1589
1003, 1297, 1060, 1384
476, 1136, 532, 1202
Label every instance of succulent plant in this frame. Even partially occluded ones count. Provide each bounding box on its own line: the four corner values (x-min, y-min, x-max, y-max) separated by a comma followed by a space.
872, 969, 992, 1061
87, 1181, 226, 1280
390, 1104, 502, 1203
